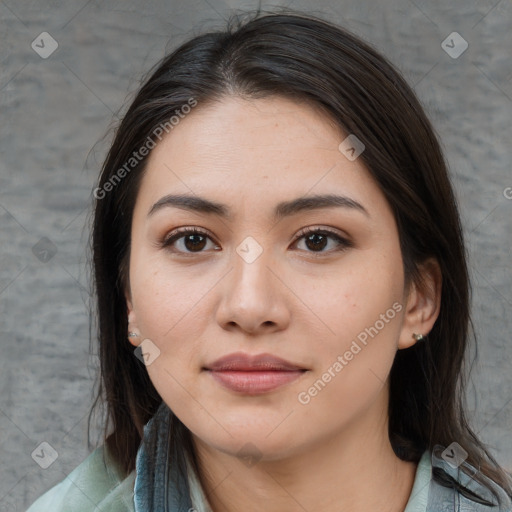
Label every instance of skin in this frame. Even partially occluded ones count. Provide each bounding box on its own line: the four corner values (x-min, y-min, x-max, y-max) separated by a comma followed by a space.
126, 95, 441, 512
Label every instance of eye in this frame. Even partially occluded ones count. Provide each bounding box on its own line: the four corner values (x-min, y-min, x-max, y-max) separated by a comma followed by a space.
161, 227, 219, 254
292, 227, 353, 255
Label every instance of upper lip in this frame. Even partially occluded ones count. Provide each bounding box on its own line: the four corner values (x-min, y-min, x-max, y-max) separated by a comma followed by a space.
204, 352, 306, 372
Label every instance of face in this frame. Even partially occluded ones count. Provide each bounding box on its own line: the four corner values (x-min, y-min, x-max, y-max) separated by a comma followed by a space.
126, 95, 412, 461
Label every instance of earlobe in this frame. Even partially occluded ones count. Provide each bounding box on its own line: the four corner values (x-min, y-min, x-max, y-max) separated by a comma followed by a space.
127, 331, 141, 346
398, 258, 442, 350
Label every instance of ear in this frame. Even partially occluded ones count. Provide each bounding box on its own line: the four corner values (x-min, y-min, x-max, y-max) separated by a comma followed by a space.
125, 290, 141, 347
398, 257, 442, 349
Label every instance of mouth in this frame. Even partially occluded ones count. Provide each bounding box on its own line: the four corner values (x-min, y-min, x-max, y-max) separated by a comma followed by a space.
203, 352, 308, 395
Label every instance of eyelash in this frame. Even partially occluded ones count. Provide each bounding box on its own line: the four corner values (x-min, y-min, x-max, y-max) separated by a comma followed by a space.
160, 226, 353, 257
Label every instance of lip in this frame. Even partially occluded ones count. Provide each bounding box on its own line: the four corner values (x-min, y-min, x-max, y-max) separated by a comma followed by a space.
205, 352, 306, 372
203, 352, 308, 395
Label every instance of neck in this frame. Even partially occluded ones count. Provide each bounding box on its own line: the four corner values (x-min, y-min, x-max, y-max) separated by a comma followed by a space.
191, 390, 418, 512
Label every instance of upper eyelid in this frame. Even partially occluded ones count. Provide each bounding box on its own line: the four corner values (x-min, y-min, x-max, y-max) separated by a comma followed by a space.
294, 225, 350, 240
162, 226, 218, 246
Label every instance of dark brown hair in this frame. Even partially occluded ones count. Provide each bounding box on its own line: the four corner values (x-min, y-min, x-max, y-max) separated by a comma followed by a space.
88, 8, 512, 503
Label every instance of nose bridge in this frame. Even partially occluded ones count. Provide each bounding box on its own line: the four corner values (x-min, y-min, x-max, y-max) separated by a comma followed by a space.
215, 232, 289, 332
231, 233, 273, 302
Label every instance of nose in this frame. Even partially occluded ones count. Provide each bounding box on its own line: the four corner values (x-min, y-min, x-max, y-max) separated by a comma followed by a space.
215, 242, 291, 335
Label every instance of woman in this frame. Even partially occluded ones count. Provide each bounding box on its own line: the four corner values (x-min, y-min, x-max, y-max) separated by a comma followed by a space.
27, 9, 512, 512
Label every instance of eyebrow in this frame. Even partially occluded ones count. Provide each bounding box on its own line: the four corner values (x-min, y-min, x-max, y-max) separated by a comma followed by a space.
148, 193, 370, 220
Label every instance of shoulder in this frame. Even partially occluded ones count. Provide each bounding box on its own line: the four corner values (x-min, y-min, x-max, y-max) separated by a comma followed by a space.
428, 446, 512, 512
26, 445, 136, 512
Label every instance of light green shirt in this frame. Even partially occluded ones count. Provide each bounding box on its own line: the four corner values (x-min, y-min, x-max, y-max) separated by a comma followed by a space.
27, 446, 431, 511
404, 450, 431, 511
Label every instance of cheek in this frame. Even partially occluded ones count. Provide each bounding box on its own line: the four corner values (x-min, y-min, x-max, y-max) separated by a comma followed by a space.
130, 263, 210, 414
290, 249, 404, 342
130, 248, 209, 337
290, 250, 404, 405
294, 271, 402, 426
128, 254, 203, 379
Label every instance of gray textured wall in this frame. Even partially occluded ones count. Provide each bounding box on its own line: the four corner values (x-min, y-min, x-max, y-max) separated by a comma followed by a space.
1, 1, 511, 510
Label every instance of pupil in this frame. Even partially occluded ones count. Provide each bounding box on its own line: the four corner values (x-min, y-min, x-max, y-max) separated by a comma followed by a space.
306, 233, 327, 251
185, 234, 206, 251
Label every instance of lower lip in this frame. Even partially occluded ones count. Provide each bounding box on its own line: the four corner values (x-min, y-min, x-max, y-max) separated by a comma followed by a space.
207, 370, 305, 394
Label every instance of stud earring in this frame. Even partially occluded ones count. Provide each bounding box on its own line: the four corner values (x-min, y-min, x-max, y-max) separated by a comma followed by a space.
128, 332, 140, 338
412, 333, 425, 342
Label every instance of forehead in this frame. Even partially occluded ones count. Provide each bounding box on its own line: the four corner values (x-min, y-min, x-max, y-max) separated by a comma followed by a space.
136, 95, 388, 221
149, 95, 343, 166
